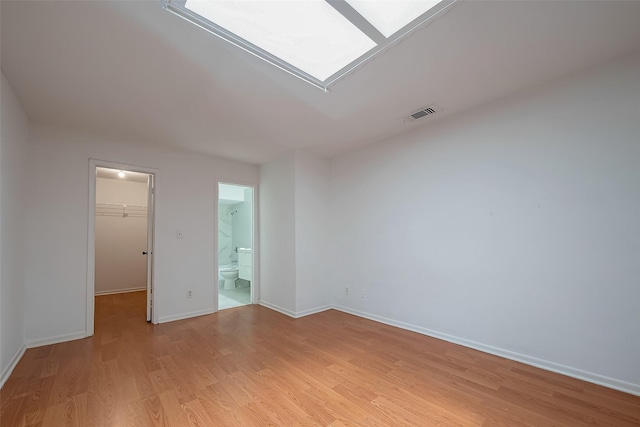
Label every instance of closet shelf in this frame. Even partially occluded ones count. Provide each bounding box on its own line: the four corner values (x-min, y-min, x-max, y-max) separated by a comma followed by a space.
96, 203, 147, 218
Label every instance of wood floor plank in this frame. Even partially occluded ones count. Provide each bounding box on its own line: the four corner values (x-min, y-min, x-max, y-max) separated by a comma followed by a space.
2, 290, 640, 426
303, 382, 389, 426
257, 368, 337, 425
194, 385, 240, 426
21, 376, 55, 427
181, 397, 215, 426
1, 393, 28, 427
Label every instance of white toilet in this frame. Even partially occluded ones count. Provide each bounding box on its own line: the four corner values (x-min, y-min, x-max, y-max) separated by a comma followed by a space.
219, 265, 239, 289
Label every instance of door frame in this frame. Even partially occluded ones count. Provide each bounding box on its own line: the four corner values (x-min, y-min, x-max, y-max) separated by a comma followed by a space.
86, 159, 160, 336
146, 174, 155, 322
216, 180, 259, 309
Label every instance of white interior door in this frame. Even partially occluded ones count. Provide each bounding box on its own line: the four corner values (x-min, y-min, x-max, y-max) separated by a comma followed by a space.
146, 174, 155, 322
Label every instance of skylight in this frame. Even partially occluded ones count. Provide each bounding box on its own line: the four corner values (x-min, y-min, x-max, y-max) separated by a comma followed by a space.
185, 0, 376, 81
345, 0, 445, 38
163, 0, 452, 91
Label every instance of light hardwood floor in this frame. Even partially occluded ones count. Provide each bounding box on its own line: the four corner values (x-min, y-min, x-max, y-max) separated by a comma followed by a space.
2, 291, 639, 426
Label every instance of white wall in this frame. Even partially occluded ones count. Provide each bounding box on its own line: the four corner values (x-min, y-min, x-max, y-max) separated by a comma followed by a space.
95, 177, 148, 294
218, 204, 235, 266
294, 151, 331, 315
259, 153, 296, 314
218, 183, 253, 268
23, 123, 259, 344
259, 151, 331, 316
232, 188, 253, 250
97, 176, 148, 205
330, 51, 640, 393
219, 184, 245, 203
0, 73, 28, 385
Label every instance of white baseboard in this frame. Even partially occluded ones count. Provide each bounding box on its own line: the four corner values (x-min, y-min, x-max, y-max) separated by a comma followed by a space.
1, 344, 26, 389
259, 301, 332, 318
294, 304, 332, 318
333, 305, 640, 397
25, 331, 87, 349
259, 300, 296, 317
158, 308, 216, 324
95, 287, 146, 296
2, 331, 88, 387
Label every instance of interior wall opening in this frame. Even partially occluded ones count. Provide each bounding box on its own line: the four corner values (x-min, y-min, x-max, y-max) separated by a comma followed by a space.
94, 167, 154, 328
218, 182, 254, 310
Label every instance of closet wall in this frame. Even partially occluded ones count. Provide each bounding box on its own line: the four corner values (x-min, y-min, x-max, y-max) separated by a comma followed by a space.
95, 177, 148, 295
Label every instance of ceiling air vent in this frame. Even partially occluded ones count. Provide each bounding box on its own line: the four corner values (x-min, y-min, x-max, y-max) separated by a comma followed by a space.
403, 104, 441, 123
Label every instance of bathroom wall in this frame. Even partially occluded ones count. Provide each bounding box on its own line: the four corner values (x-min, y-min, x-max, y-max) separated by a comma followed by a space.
95, 177, 148, 294
218, 187, 253, 269
218, 204, 235, 266
219, 184, 245, 202
232, 188, 253, 250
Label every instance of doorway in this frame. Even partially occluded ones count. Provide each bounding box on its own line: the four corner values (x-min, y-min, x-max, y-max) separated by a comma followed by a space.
87, 160, 157, 337
218, 183, 254, 310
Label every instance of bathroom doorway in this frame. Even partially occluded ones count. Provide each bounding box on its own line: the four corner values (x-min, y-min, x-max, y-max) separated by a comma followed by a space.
217, 183, 254, 310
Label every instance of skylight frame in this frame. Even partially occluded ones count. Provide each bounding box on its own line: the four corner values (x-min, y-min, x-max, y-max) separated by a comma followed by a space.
162, 0, 457, 92
345, 0, 447, 38
185, 1, 377, 82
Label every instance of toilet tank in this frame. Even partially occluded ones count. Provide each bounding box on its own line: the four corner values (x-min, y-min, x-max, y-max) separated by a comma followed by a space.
238, 248, 252, 281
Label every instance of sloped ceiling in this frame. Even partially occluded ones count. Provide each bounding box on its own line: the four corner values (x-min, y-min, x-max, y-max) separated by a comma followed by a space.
2, 1, 640, 164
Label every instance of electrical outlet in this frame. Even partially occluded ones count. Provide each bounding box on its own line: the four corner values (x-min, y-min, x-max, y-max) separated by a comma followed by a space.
187, 290, 193, 299
345, 287, 350, 295
361, 288, 366, 298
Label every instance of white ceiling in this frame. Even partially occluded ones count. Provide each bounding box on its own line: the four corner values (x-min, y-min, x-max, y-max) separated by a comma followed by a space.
2, 1, 640, 165
96, 167, 150, 183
